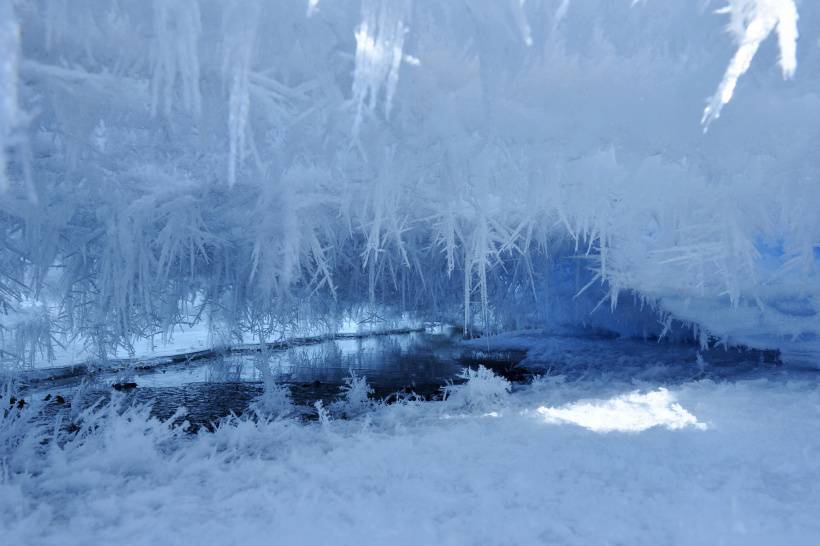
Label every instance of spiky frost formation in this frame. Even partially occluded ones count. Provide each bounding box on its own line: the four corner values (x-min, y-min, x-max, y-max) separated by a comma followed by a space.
703, 0, 799, 128
1, 1, 818, 366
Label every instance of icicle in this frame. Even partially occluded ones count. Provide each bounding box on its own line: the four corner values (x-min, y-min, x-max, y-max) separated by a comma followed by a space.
0, 0, 19, 192
151, 0, 202, 118
352, 0, 413, 134
702, 0, 798, 129
222, 0, 260, 187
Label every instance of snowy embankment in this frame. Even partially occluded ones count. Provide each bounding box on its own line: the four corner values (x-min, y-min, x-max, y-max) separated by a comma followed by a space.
3, 364, 819, 545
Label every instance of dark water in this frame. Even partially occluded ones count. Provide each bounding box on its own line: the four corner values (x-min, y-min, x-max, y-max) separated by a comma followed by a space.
17, 327, 496, 430
10, 327, 803, 432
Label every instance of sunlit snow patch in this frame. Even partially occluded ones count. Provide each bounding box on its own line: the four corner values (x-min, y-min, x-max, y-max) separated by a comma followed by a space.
535, 388, 706, 433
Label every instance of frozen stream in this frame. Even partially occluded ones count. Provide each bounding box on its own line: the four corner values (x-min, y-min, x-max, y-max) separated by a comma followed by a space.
14, 328, 473, 428
9, 327, 806, 430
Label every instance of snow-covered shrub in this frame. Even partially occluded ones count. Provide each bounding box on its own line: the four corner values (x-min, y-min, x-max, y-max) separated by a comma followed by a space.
252, 381, 293, 420
330, 370, 375, 418
0, 386, 186, 480
314, 400, 331, 427
250, 362, 293, 419
529, 373, 567, 390
443, 366, 511, 412
63, 401, 187, 476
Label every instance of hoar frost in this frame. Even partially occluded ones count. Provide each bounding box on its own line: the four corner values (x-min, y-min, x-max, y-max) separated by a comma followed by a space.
703, 0, 799, 128
1, 1, 819, 368
352, 0, 413, 133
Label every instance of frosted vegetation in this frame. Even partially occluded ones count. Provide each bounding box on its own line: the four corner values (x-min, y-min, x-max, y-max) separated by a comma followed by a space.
1, 0, 819, 367
443, 365, 512, 412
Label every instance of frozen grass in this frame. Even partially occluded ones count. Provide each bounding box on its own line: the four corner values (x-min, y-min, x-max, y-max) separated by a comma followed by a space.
329, 370, 376, 418
2, 367, 820, 545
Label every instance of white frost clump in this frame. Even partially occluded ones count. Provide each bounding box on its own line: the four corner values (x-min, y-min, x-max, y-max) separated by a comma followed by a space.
443, 366, 511, 411
703, 0, 799, 128
251, 363, 293, 419
331, 370, 375, 417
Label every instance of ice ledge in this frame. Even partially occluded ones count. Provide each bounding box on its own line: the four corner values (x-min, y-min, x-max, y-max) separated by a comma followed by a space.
659, 295, 820, 368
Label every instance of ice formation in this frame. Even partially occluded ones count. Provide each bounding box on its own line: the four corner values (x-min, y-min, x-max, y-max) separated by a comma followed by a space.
703, 0, 799, 128
151, 0, 203, 119
0, 0, 819, 366
352, 0, 413, 133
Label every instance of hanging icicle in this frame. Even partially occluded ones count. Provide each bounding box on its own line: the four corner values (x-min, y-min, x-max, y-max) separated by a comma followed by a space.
352, 0, 413, 134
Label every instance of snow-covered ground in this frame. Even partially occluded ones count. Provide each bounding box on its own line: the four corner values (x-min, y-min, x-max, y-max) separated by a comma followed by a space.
3, 348, 819, 545
34, 322, 214, 370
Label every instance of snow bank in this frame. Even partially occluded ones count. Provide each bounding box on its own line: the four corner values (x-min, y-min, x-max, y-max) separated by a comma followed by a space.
2, 371, 819, 545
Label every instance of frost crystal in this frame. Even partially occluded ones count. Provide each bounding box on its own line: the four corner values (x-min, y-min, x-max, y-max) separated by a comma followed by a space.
703, 0, 799, 128
223, 0, 260, 187
352, 0, 413, 134
151, 0, 202, 118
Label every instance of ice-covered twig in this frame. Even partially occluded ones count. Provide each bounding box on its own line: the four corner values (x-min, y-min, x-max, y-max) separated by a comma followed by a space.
703, 0, 798, 129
